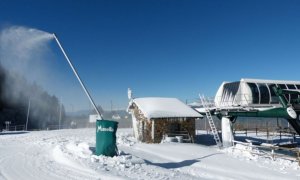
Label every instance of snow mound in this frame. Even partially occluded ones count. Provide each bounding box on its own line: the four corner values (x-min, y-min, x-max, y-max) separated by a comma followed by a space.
223, 143, 300, 172
225, 143, 259, 160
55, 139, 145, 179
58, 138, 144, 171
53, 145, 97, 175
117, 132, 136, 146
91, 153, 145, 169
66, 142, 93, 159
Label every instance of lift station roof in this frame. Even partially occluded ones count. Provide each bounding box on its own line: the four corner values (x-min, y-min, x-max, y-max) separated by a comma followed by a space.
215, 78, 300, 107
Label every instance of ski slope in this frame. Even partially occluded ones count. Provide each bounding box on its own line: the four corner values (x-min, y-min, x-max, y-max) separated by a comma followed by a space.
0, 128, 299, 180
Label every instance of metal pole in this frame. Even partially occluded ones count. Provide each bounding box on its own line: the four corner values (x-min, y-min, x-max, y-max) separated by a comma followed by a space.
26, 98, 31, 131
53, 33, 103, 119
59, 98, 62, 129
111, 100, 113, 113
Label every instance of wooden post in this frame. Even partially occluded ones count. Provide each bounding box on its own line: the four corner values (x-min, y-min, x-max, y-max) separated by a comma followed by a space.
266, 121, 269, 139
26, 98, 31, 131
142, 121, 144, 141
293, 133, 296, 142
151, 120, 155, 141
280, 131, 282, 140
298, 152, 300, 166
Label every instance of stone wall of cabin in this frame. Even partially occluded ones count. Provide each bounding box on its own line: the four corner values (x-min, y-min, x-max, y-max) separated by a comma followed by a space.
132, 104, 153, 143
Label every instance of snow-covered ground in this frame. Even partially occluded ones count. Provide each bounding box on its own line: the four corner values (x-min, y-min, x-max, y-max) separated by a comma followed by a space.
0, 128, 299, 180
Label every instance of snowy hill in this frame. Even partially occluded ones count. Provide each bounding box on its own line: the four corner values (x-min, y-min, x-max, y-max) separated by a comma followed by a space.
64, 110, 132, 129
0, 128, 299, 180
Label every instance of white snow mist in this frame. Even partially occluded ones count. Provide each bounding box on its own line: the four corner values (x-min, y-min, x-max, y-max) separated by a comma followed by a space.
0, 26, 54, 74
0, 26, 64, 130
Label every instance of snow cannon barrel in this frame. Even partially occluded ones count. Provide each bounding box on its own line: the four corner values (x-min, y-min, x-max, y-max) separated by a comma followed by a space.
96, 120, 118, 157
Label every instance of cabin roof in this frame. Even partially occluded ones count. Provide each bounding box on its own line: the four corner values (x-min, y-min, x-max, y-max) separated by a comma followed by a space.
132, 97, 202, 119
240, 78, 300, 85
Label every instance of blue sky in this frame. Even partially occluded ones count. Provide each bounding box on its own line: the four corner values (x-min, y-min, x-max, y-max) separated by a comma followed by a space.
1, 0, 300, 111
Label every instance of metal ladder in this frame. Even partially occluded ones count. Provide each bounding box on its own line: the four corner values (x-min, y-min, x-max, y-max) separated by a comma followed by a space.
199, 95, 222, 148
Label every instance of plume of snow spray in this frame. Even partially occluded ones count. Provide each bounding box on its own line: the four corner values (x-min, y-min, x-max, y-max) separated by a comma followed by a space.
0, 26, 54, 74
0, 25, 54, 100
0, 26, 62, 129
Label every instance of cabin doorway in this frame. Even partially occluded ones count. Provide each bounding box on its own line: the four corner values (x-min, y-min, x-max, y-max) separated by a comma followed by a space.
168, 122, 181, 133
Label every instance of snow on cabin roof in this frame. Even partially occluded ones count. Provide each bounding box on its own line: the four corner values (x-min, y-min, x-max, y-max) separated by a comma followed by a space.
240, 78, 300, 85
132, 97, 202, 119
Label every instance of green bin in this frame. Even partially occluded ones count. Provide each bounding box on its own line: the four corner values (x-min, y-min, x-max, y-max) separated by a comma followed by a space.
96, 120, 118, 157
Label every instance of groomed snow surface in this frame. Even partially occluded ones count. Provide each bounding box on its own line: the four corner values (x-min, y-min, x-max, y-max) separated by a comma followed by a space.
0, 129, 299, 180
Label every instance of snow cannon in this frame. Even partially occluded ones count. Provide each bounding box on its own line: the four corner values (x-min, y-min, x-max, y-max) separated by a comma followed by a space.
53, 33, 119, 157
96, 120, 118, 157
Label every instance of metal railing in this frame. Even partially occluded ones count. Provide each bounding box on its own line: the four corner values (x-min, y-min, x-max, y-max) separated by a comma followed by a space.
232, 140, 300, 165
1, 124, 72, 132
7, 125, 26, 131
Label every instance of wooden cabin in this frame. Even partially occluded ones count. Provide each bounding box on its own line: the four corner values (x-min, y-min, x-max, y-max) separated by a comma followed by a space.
128, 97, 202, 143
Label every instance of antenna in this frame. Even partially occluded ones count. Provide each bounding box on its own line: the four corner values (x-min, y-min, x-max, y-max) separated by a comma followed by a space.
128, 88, 132, 100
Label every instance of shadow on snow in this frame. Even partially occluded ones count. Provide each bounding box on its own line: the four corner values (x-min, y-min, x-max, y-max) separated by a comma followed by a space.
144, 153, 221, 169
0, 131, 29, 135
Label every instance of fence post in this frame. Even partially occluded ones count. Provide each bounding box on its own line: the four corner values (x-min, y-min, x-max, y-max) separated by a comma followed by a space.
280, 131, 282, 140
297, 151, 300, 166
271, 149, 275, 161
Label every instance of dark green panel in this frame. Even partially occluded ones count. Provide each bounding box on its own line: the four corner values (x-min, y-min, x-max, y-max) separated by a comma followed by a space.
227, 108, 290, 119
96, 120, 118, 157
